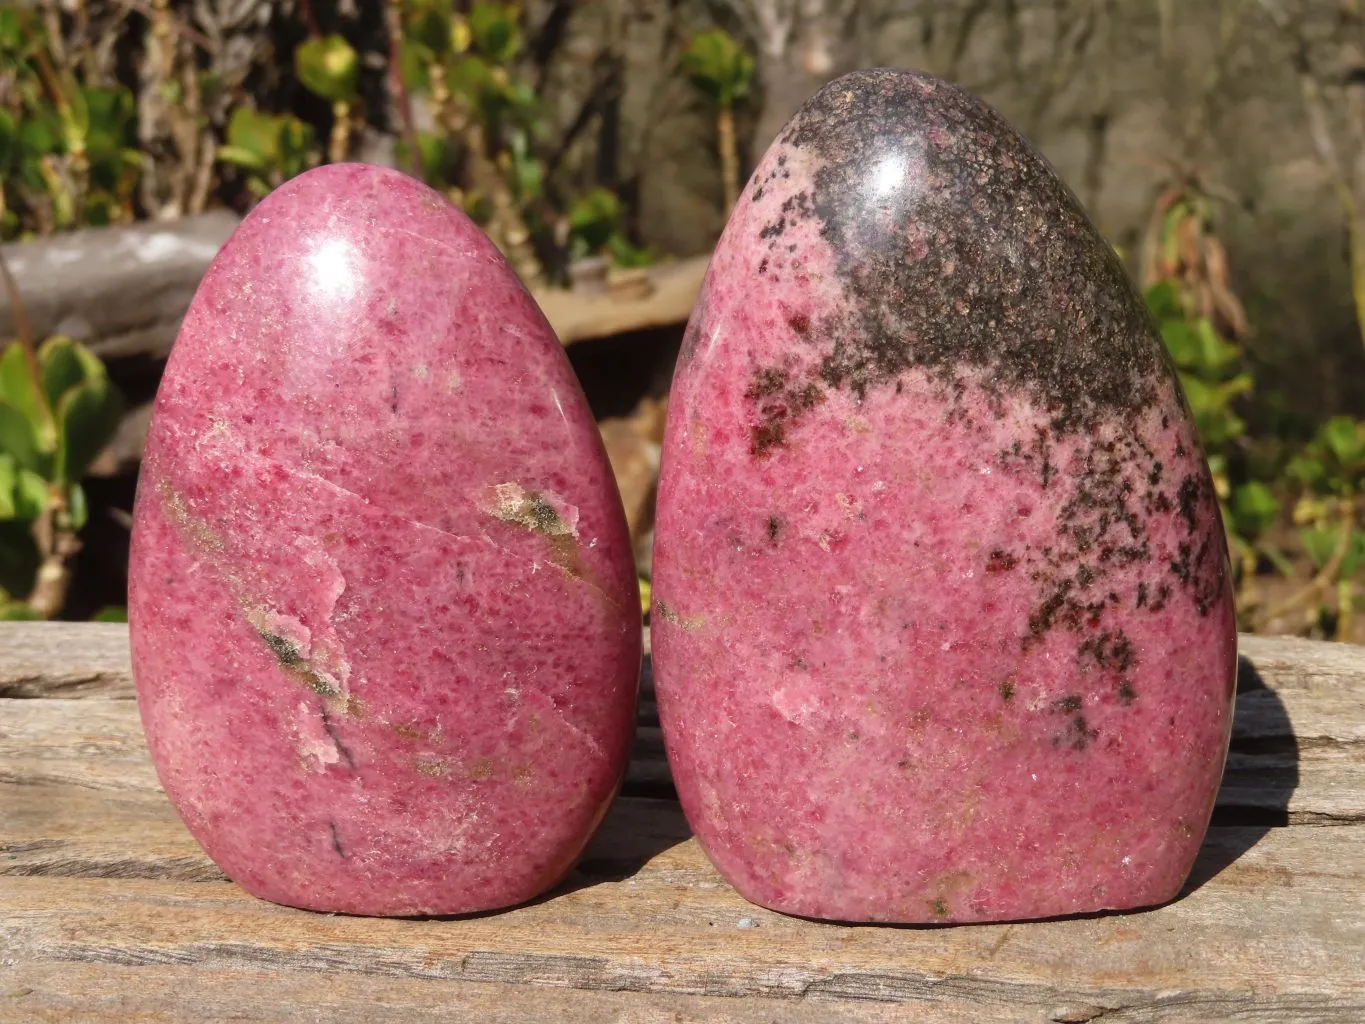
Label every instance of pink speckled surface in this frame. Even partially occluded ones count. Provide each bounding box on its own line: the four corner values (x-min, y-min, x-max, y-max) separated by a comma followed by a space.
129, 164, 640, 916
652, 71, 1237, 924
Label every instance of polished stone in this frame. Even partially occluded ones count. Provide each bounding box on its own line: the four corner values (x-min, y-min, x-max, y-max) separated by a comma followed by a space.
651, 70, 1237, 924
130, 164, 640, 916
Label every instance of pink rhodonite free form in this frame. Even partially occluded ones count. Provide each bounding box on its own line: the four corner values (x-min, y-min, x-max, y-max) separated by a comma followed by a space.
651, 70, 1237, 924
129, 164, 640, 916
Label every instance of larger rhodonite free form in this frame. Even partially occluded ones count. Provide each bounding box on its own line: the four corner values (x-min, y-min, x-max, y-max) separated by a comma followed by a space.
129, 164, 640, 916
651, 69, 1237, 923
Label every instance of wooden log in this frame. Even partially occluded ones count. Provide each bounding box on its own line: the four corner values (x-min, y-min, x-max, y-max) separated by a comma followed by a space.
0, 214, 238, 361
0, 216, 705, 362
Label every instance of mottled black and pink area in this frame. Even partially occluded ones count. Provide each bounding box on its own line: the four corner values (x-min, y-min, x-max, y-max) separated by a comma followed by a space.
129, 165, 640, 916
652, 69, 1237, 923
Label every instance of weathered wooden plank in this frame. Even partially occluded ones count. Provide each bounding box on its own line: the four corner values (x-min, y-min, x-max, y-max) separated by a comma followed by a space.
0, 625, 135, 699
1236, 633, 1365, 692
0, 963, 934, 1024
1, 818, 1361, 1022
2, 647, 1363, 1021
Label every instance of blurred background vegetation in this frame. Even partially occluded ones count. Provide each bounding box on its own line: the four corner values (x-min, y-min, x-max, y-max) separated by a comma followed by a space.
0, 0, 1363, 642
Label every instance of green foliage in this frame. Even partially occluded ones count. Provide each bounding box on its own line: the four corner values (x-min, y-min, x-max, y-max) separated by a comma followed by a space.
295, 35, 360, 105
1146, 281, 1252, 455
607, 234, 655, 269
0, 335, 121, 614
565, 188, 653, 269
681, 29, 754, 109
218, 108, 317, 198
568, 188, 622, 260
0, 8, 141, 238
1288, 416, 1365, 497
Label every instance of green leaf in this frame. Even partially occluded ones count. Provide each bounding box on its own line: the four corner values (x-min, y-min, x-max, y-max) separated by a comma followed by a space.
406, 1, 455, 57
1193, 319, 1240, 377
568, 188, 621, 255
91, 605, 128, 623
13, 466, 48, 519
216, 144, 268, 172
1322, 416, 1365, 471
67, 480, 87, 531
1143, 281, 1183, 321
0, 518, 39, 598
469, 3, 522, 64
82, 86, 137, 185
224, 107, 281, 167
448, 55, 492, 103
276, 117, 315, 179
295, 35, 360, 105
1299, 526, 1338, 570
0, 453, 14, 518
408, 129, 453, 185
0, 399, 46, 474
18, 109, 61, 157
0, 341, 49, 438
0, 7, 26, 51
607, 234, 655, 269
1286, 451, 1328, 492
1230, 481, 1279, 542
681, 29, 754, 108
397, 39, 435, 93
38, 336, 90, 410
1161, 320, 1199, 369
54, 378, 123, 484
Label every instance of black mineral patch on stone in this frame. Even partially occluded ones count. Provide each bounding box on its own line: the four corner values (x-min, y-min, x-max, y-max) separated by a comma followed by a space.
770, 68, 1163, 433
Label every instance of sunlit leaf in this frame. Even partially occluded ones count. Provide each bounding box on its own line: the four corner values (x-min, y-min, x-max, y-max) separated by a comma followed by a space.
0, 399, 46, 474
0, 453, 14, 519
469, 3, 522, 64
38, 335, 89, 410
67, 480, 87, 531
1230, 481, 1279, 543
13, 466, 49, 519
681, 29, 754, 108
295, 35, 360, 105
1299, 526, 1338, 570
54, 378, 123, 484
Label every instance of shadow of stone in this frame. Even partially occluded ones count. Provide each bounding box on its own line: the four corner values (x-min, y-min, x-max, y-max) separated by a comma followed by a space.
1180, 652, 1300, 895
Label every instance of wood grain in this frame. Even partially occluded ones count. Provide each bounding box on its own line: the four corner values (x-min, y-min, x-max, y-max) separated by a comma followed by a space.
0, 624, 135, 699
2, 627, 1363, 1021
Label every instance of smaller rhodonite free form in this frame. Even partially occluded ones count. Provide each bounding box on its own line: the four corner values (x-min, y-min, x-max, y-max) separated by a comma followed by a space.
651, 69, 1237, 923
129, 164, 640, 916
